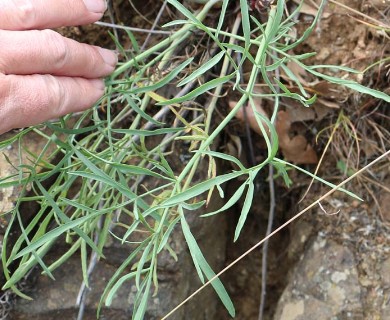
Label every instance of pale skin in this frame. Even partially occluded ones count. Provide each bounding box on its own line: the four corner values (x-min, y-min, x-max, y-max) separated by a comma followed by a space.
0, 0, 117, 135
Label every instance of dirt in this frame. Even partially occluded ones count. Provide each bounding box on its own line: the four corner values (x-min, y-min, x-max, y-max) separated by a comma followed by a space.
216, 1, 390, 318
215, 178, 294, 320
297, 0, 388, 69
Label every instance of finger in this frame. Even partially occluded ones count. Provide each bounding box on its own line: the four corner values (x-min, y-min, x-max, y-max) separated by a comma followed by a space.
0, 29, 117, 78
0, 73, 104, 134
0, 0, 106, 30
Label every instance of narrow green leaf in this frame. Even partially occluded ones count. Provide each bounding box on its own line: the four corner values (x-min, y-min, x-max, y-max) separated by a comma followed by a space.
105, 271, 137, 306
178, 51, 225, 86
180, 216, 205, 283
239, 0, 251, 48
100, 244, 145, 314
166, 0, 201, 25
180, 213, 235, 317
307, 67, 390, 103
71, 148, 149, 210
8, 207, 50, 261
81, 240, 89, 288
45, 122, 103, 134
283, 0, 327, 51
272, 162, 293, 187
3, 241, 53, 290
308, 64, 361, 73
136, 241, 153, 289
15, 208, 104, 258
180, 200, 206, 211
201, 181, 248, 217
45, 239, 82, 273
274, 158, 363, 201
234, 174, 255, 241
122, 220, 141, 243
280, 63, 308, 97
132, 58, 194, 94
265, 57, 287, 72
15, 209, 55, 280
158, 73, 235, 105
201, 150, 246, 170
157, 216, 180, 253
160, 171, 242, 207
252, 107, 279, 159
216, 0, 230, 38
270, 0, 286, 40
163, 20, 190, 27
125, 95, 164, 125
133, 275, 152, 320
98, 211, 112, 253
36, 181, 100, 254
125, 29, 141, 55
111, 163, 174, 181
112, 127, 184, 136
293, 52, 317, 60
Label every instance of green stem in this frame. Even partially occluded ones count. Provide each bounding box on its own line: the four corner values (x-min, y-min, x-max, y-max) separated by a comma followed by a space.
182, 13, 243, 191
112, 0, 221, 78
176, 5, 278, 184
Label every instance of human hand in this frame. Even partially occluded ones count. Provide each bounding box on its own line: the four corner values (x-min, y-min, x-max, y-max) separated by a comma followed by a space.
0, 0, 117, 135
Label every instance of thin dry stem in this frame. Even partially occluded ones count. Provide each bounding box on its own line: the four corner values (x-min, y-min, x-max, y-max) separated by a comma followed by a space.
328, 0, 389, 28
161, 149, 390, 320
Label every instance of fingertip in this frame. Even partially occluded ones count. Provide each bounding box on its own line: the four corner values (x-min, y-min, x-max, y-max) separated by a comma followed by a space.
90, 78, 105, 91
0, 0, 107, 30
1, 75, 108, 131
97, 47, 118, 69
82, 0, 107, 13
88, 78, 106, 105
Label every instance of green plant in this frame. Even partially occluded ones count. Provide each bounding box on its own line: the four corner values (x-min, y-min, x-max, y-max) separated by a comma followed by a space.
1, 0, 389, 319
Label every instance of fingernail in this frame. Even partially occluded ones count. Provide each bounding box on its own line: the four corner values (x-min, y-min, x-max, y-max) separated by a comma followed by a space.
98, 48, 118, 68
83, 0, 107, 13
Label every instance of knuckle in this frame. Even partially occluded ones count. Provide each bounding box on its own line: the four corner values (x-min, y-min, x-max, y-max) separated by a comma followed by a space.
89, 47, 103, 69
0, 32, 6, 73
40, 30, 69, 71
44, 75, 67, 117
11, 0, 37, 30
0, 75, 20, 132
0, 73, 10, 114
16, 75, 59, 120
16, 77, 46, 119
0, 74, 9, 98
0, 56, 6, 74
0, 74, 68, 133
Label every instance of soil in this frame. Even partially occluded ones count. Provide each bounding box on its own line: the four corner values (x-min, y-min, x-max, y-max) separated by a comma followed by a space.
1, 0, 390, 319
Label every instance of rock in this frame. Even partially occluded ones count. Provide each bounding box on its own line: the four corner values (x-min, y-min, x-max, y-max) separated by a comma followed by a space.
379, 257, 390, 288
8, 198, 228, 319
0, 131, 58, 217
0, 130, 61, 313
287, 221, 313, 261
10, 259, 130, 319
274, 236, 363, 320
1, 120, 231, 319
382, 303, 390, 320
379, 189, 390, 223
